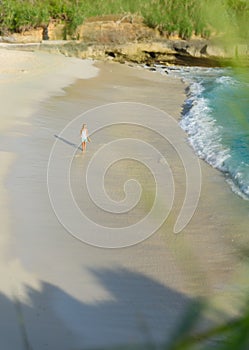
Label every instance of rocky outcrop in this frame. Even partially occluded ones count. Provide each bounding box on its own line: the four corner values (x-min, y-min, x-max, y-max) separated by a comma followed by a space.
1, 15, 248, 67
77, 16, 157, 43
0, 28, 43, 43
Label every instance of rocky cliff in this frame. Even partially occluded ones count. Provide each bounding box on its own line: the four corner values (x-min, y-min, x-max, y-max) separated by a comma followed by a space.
1, 15, 248, 67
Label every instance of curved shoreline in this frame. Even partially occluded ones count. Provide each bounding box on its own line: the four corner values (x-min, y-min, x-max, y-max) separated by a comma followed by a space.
0, 49, 248, 348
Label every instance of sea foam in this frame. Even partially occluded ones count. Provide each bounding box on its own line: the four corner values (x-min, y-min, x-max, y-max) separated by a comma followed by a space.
142, 64, 249, 200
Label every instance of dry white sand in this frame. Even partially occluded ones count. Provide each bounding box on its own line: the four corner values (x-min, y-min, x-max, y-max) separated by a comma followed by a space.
0, 47, 98, 349
0, 47, 249, 349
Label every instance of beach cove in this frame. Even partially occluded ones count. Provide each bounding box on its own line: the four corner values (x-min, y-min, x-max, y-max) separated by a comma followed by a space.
0, 47, 249, 349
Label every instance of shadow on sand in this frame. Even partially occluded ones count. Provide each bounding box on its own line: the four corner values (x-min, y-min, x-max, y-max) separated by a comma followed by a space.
0, 267, 207, 350
54, 134, 82, 151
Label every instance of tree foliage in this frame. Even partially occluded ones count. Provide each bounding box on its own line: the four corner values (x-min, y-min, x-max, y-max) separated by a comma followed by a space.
0, 0, 248, 39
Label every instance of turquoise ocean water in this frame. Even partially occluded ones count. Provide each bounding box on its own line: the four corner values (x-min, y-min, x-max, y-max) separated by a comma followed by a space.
144, 64, 249, 200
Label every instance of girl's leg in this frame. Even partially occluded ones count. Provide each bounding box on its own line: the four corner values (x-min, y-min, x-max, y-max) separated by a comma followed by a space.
82, 141, 86, 152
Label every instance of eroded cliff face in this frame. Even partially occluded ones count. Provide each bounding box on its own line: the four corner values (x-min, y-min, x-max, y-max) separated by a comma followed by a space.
1, 15, 248, 66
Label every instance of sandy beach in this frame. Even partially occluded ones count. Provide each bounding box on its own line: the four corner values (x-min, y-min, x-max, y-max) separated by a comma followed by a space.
1, 47, 249, 349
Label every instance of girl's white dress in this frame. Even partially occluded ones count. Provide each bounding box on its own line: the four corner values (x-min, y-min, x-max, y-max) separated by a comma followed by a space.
81, 129, 88, 142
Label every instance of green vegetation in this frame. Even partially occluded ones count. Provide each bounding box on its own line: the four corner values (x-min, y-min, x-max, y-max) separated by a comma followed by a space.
166, 300, 249, 349
0, 0, 248, 40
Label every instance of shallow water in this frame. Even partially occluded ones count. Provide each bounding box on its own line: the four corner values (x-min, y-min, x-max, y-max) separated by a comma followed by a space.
144, 64, 249, 201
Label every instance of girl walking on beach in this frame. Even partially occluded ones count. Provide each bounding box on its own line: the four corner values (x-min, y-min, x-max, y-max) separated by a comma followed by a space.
80, 124, 89, 152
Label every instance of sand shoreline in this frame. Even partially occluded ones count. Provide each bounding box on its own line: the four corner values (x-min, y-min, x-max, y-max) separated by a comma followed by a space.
1, 49, 249, 349
0, 48, 99, 349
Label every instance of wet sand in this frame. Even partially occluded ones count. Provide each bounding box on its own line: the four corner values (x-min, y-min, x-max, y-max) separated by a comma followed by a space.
1, 49, 249, 349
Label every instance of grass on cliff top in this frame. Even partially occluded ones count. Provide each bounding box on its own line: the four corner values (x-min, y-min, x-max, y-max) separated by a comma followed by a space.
0, 0, 248, 42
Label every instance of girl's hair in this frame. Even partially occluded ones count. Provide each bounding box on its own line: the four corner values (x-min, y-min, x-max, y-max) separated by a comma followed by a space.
82, 124, 86, 128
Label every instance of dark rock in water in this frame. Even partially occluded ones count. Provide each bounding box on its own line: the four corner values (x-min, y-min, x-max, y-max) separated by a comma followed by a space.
149, 67, 156, 71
